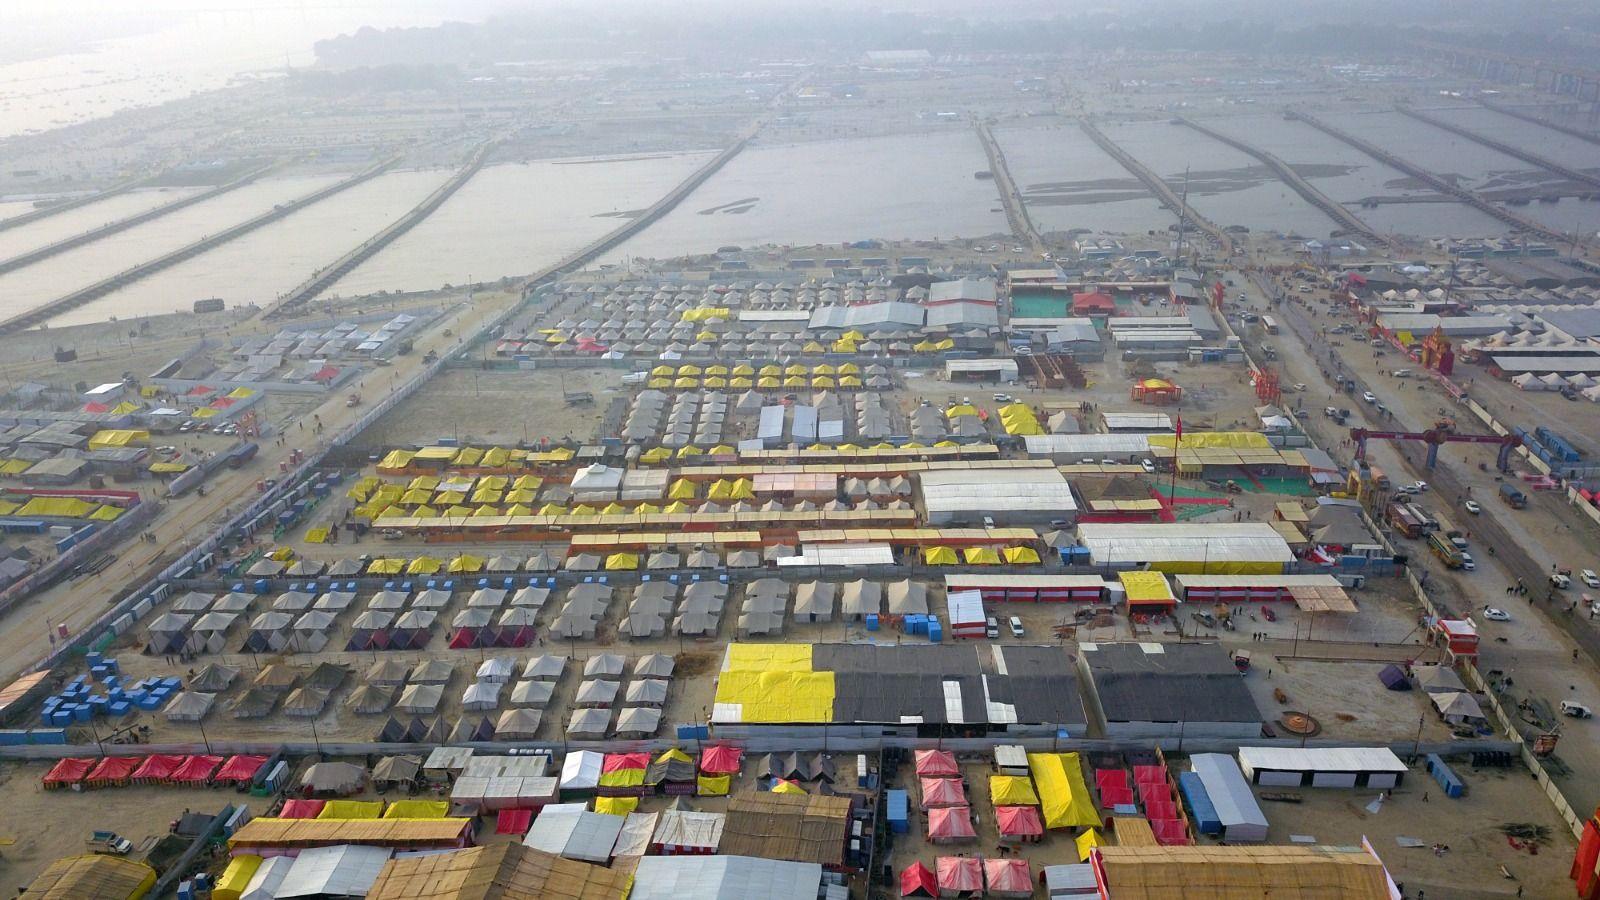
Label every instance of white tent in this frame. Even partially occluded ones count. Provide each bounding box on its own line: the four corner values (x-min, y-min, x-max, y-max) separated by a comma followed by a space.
475, 657, 516, 683
524, 802, 622, 863
560, 750, 604, 791
510, 680, 556, 708
462, 681, 504, 712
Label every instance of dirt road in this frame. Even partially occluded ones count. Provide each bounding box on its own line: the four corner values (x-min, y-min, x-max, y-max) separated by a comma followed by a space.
0, 289, 519, 684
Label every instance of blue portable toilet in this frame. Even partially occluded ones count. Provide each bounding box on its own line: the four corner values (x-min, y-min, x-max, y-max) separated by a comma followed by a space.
1425, 754, 1465, 798
886, 789, 909, 833
865, 614, 879, 632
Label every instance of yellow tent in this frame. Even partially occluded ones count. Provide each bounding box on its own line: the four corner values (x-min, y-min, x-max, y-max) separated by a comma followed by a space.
545, 332, 567, 344
727, 477, 755, 499
663, 501, 692, 514
319, 800, 383, 819
600, 502, 628, 516
707, 479, 736, 501
110, 401, 142, 416
367, 558, 406, 575
990, 775, 1040, 807
785, 364, 808, 375
674, 377, 699, 389
594, 796, 638, 817
677, 365, 703, 377
538, 503, 567, 516
88, 505, 124, 522
513, 475, 543, 491
760, 365, 782, 377
914, 340, 938, 352
835, 444, 861, 454
648, 378, 672, 389
470, 488, 502, 504
709, 445, 736, 456
266, 546, 295, 561
379, 450, 415, 470
837, 362, 861, 375
215, 854, 261, 900
411, 505, 439, 518
731, 364, 755, 376
570, 505, 596, 518
16, 497, 96, 518
705, 364, 729, 376
605, 552, 639, 571
783, 375, 807, 388
964, 547, 1001, 565
640, 448, 672, 464
697, 774, 731, 796
1003, 546, 1041, 564
840, 376, 863, 388
400, 488, 432, 505
771, 780, 807, 795
934, 440, 960, 448
946, 404, 979, 418
812, 376, 835, 388
505, 489, 537, 504
841, 331, 865, 342
635, 503, 661, 515
505, 504, 533, 516
651, 365, 674, 377
758, 377, 782, 389
481, 447, 510, 468
545, 447, 575, 461
657, 748, 693, 765
676, 446, 703, 458
407, 557, 442, 575
813, 363, 836, 376
453, 447, 484, 466
923, 546, 959, 565
802, 341, 826, 353
433, 491, 467, 507
88, 429, 150, 450
730, 377, 753, 389
407, 475, 440, 491
832, 338, 856, 352
448, 554, 484, 573
1076, 828, 1102, 862
478, 475, 508, 491
304, 527, 329, 544
383, 800, 449, 819
1028, 752, 1100, 829
703, 376, 727, 388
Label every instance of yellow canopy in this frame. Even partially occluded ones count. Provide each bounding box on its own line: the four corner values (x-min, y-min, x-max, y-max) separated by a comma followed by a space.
676, 446, 702, 458
990, 775, 1040, 807
505, 504, 533, 516
407, 557, 442, 575
453, 447, 483, 466
1003, 546, 1041, 564
674, 377, 699, 389
839, 376, 863, 388
784, 376, 807, 387
758, 377, 782, 389
923, 546, 959, 565
657, 748, 693, 764
813, 363, 836, 376
635, 502, 661, 515
705, 364, 729, 376
709, 445, 736, 456
538, 503, 567, 516
267, 546, 295, 561
651, 365, 675, 376
812, 376, 835, 388
605, 552, 639, 571
731, 364, 755, 376
771, 780, 807, 795
677, 364, 703, 376
641, 448, 672, 464
760, 365, 782, 377
1028, 752, 1101, 829
703, 376, 727, 388
963, 547, 1001, 565
447, 554, 484, 573
837, 362, 861, 374
1076, 828, 1102, 862
648, 378, 672, 389
367, 558, 406, 575
513, 474, 543, 491
594, 796, 638, 817
802, 341, 826, 353
505, 489, 537, 504
730, 377, 754, 389
408, 475, 440, 491
481, 447, 510, 467
785, 364, 808, 375
663, 501, 692, 514
697, 774, 731, 796
600, 502, 628, 516
946, 404, 979, 418
570, 504, 596, 517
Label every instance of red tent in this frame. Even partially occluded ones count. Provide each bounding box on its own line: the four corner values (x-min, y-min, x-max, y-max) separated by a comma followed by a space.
42, 757, 94, 789
983, 858, 1033, 898
935, 856, 982, 894
279, 799, 326, 818
1072, 291, 1117, 316
927, 806, 977, 843
496, 808, 534, 835
1095, 769, 1128, 791
1150, 818, 1189, 845
186, 385, 215, 397
132, 754, 185, 784
913, 749, 958, 778
699, 745, 742, 775
171, 754, 224, 784
1133, 765, 1165, 785
899, 861, 937, 897
86, 756, 141, 788
215, 755, 267, 785
995, 805, 1044, 840
81, 402, 111, 414
919, 776, 966, 809
603, 752, 651, 773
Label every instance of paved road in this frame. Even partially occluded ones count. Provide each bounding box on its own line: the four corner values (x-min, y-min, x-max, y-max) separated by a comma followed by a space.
1254, 274, 1600, 813
0, 290, 519, 684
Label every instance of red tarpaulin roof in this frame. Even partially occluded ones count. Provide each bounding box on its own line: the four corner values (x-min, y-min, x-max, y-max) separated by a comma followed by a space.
87, 756, 141, 784
1151, 818, 1189, 845
913, 749, 958, 778
132, 754, 185, 781
603, 752, 650, 772
984, 857, 1032, 895
43, 757, 94, 786
312, 365, 339, 383
186, 386, 215, 396
927, 806, 977, 842
899, 861, 937, 897
215, 755, 267, 783
171, 754, 223, 783
996, 805, 1044, 837
1073, 291, 1116, 313
920, 777, 966, 809
936, 856, 982, 892
700, 745, 742, 775
1095, 769, 1128, 790
81, 402, 111, 413
496, 808, 534, 835
280, 799, 326, 819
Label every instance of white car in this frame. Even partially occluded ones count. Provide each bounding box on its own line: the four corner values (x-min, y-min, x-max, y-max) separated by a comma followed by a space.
1459, 552, 1475, 571
1411, 481, 1428, 492
1481, 606, 1509, 621
1582, 570, 1600, 588
1463, 500, 1481, 515
1141, 459, 1156, 474
1362, 391, 1377, 404
1008, 616, 1025, 637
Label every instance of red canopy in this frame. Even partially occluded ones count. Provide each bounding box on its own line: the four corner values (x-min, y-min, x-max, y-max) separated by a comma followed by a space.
983, 858, 1033, 896
280, 799, 326, 819
995, 805, 1044, 837
171, 754, 224, 783
927, 806, 977, 842
496, 808, 534, 835
215, 755, 267, 784
913, 749, 958, 778
43, 757, 94, 787
919, 776, 966, 809
699, 745, 742, 775
86, 756, 141, 786
935, 856, 982, 893
132, 754, 185, 782
899, 861, 937, 897
603, 752, 650, 773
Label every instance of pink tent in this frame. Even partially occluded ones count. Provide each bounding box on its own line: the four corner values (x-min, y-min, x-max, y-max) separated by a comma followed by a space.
995, 805, 1043, 841
900, 861, 938, 897
280, 799, 326, 818
913, 749, 959, 778
927, 806, 977, 843
935, 856, 982, 895
496, 808, 534, 835
603, 752, 651, 772
699, 745, 743, 775
919, 776, 966, 809
983, 858, 1033, 898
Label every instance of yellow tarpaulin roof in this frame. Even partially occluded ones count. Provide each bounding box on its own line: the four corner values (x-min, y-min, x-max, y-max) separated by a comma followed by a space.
990, 775, 1039, 807
407, 557, 443, 575
215, 854, 261, 900
923, 547, 958, 565
964, 546, 1001, 565
1076, 828, 1102, 861
713, 643, 834, 723
88, 429, 149, 450
318, 800, 383, 819
1148, 431, 1271, 450
383, 800, 449, 819
771, 780, 807, 794
1028, 752, 1100, 829
1003, 546, 1040, 564
605, 552, 639, 571
447, 554, 484, 573
593, 796, 638, 817
379, 450, 415, 469
1119, 571, 1175, 603
88, 505, 123, 522
16, 497, 95, 518
697, 774, 730, 796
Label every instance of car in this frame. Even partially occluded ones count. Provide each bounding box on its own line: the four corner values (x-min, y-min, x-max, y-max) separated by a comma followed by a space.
1396, 484, 1419, 496
1392, 369, 1412, 379
1482, 606, 1509, 621
1101, 459, 1118, 466
1079, 458, 1097, 466
1362, 391, 1377, 404
1460, 552, 1475, 571
1369, 338, 1386, 347
1552, 573, 1572, 590
1140, 459, 1156, 474
1582, 570, 1600, 588
1049, 518, 1071, 529
1463, 500, 1481, 515
1008, 616, 1025, 637
1323, 406, 1340, 418
1411, 481, 1428, 492
985, 617, 1000, 639
1291, 382, 1307, 392
1298, 285, 1313, 293
1561, 700, 1594, 719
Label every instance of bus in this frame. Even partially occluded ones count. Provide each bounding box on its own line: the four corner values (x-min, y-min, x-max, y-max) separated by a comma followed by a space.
1428, 531, 1464, 568
1261, 315, 1280, 335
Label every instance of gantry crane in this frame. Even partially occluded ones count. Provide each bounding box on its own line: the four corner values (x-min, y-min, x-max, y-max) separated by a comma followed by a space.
1350, 418, 1520, 470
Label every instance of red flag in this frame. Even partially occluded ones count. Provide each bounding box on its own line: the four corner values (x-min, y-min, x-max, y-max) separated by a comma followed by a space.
1175, 414, 1183, 441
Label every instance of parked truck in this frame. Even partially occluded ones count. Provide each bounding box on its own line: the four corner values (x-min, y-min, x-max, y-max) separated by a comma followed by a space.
86, 831, 133, 855
1499, 482, 1528, 509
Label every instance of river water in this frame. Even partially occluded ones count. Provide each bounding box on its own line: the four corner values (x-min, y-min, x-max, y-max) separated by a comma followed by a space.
56, 170, 454, 327
0, 186, 203, 262
1200, 115, 1512, 239
0, 174, 340, 324
600, 132, 1008, 263
330, 153, 716, 297
995, 122, 1172, 236
1100, 120, 1338, 238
